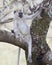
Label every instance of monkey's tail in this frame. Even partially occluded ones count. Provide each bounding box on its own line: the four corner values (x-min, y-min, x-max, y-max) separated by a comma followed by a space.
17, 47, 21, 65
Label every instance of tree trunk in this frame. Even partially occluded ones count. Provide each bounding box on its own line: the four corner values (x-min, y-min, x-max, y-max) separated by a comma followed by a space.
25, 12, 52, 65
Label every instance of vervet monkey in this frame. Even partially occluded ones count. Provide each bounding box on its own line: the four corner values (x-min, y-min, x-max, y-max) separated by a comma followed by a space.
13, 1, 42, 63
13, 1, 32, 63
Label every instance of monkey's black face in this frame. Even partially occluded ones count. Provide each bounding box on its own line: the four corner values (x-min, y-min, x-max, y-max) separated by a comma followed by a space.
14, 11, 23, 18
18, 12, 23, 18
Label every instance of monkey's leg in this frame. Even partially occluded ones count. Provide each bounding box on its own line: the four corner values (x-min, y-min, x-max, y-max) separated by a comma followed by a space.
17, 47, 21, 65
27, 36, 32, 63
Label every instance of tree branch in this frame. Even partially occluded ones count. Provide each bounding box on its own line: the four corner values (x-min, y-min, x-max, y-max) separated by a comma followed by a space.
0, 30, 27, 50
0, 18, 13, 24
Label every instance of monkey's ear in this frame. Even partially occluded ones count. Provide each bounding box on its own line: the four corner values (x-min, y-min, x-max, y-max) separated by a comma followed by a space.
14, 11, 16, 13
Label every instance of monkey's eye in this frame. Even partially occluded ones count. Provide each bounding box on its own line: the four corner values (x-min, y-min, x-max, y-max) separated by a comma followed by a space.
14, 11, 16, 13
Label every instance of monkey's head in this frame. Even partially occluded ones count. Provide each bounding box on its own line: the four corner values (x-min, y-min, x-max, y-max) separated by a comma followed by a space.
14, 1, 34, 18
14, 1, 24, 18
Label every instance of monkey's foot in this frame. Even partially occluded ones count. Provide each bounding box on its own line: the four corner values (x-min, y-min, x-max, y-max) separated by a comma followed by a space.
27, 57, 32, 63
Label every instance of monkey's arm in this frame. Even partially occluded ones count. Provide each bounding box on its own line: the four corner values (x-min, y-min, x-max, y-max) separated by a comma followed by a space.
24, 10, 41, 20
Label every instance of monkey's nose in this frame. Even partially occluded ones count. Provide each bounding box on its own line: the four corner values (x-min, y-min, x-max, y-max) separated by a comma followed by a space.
18, 12, 23, 18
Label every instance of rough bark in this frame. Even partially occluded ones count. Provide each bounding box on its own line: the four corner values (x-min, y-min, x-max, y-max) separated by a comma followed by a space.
0, 30, 27, 50
25, 11, 52, 65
